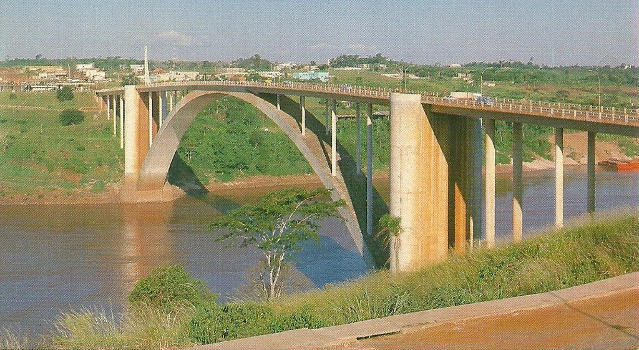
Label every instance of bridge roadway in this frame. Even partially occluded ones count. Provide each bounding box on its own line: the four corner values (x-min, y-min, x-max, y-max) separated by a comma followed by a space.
96, 82, 639, 273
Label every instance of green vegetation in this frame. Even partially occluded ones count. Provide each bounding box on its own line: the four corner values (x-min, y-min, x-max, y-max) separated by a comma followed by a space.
45, 213, 638, 349
56, 86, 74, 102
129, 265, 218, 312
598, 133, 639, 157
211, 188, 344, 300
58, 109, 85, 126
0, 92, 122, 196
169, 97, 312, 184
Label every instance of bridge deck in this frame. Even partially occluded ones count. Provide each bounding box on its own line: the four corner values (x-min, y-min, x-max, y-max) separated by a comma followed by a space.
96, 81, 639, 136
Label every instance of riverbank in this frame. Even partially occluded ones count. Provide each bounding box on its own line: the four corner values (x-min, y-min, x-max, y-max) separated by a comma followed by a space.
42, 212, 638, 349
1, 161, 634, 206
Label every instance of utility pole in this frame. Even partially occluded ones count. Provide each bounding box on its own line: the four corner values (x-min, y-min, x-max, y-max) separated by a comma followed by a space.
144, 46, 150, 85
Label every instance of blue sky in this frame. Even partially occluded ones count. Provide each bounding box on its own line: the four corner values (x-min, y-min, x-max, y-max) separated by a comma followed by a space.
1, 0, 637, 65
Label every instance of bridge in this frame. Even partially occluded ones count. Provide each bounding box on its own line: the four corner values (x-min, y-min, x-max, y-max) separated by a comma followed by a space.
96, 81, 639, 273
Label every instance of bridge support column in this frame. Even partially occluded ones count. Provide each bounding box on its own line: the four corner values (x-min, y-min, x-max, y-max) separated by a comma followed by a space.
112, 95, 117, 136
366, 102, 373, 238
119, 95, 124, 149
555, 128, 564, 227
158, 91, 164, 129
325, 100, 330, 135
148, 91, 153, 147
300, 96, 306, 136
331, 99, 337, 176
587, 131, 596, 214
512, 122, 523, 242
124, 86, 151, 187
106, 96, 110, 120
356, 103, 362, 174
276, 94, 281, 110
484, 119, 495, 248
450, 117, 482, 254
390, 93, 449, 273
168, 91, 173, 113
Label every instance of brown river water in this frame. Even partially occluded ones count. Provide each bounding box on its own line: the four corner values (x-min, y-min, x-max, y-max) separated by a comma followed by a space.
0, 167, 637, 335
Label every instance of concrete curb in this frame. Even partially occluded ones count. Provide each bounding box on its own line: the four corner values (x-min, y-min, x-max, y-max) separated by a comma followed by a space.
192, 272, 639, 350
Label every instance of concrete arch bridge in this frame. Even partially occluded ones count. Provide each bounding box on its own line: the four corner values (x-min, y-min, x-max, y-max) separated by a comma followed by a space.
96, 81, 639, 273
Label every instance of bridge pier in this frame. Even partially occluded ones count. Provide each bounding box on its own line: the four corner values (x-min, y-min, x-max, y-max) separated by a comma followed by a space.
119, 95, 124, 149
484, 118, 496, 248
331, 99, 337, 176
366, 102, 373, 238
389, 93, 449, 273
512, 122, 523, 242
112, 95, 117, 136
555, 128, 564, 227
300, 96, 306, 135
588, 131, 596, 213
106, 95, 110, 120
276, 94, 281, 110
356, 103, 362, 175
325, 100, 330, 135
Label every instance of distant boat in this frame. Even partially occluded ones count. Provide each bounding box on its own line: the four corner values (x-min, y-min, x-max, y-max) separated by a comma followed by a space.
598, 158, 639, 172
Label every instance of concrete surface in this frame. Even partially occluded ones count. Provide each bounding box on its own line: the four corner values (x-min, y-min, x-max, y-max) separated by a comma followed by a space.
193, 272, 639, 350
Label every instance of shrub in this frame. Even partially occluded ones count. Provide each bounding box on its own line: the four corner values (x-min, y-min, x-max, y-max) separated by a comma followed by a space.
129, 265, 217, 312
189, 302, 273, 344
59, 109, 85, 126
8, 93, 17, 100
56, 86, 74, 101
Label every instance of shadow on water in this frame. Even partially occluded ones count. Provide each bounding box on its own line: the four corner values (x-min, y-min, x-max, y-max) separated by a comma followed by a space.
266, 94, 391, 268
167, 149, 241, 213
294, 234, 369, 287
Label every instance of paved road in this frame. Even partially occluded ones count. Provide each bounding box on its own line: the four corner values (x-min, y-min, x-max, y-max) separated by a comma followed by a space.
330, 289, 639, 350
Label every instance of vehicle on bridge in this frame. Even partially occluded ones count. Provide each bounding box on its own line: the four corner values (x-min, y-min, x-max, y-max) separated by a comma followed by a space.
476, 96, 494, 106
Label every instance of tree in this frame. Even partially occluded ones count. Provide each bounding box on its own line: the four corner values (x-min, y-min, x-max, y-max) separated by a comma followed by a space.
210, 188, 344, 300
121, 73, 138, 86
58, 109, 85, 126
56, 86, 74, 102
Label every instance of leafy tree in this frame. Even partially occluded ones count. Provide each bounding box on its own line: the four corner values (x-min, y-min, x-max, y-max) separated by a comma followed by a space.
210, 188, 344, 300
121, 73, 138, 86
56, 86, 74, 102
58, 109, 84, 126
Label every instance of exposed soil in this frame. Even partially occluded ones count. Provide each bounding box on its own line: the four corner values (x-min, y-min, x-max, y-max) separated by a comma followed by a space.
333, 289, 639, 350
1, 132, 633, 206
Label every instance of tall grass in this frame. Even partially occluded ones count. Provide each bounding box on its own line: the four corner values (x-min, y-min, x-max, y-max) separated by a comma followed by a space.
49, 306, 195, 350
46, 213, 639, 349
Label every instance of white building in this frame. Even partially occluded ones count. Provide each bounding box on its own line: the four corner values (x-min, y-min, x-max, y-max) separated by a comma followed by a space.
76, 63, 95, 71
130, 64, 145, 73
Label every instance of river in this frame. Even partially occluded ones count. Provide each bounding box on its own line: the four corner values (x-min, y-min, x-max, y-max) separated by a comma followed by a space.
0, 167, 637, 335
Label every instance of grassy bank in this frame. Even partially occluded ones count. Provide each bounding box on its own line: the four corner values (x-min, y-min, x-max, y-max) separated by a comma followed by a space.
41, 213, 638, 349
0, 92, 122, 197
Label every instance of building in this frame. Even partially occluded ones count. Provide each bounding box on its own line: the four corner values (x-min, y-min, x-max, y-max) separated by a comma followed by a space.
448, 63, 462, 68
130, 64, 145, 73
274, 62, 295, 71
292, 71, 329, 82
75, 63, 95, 71
151, 71, 199, 83
258, 71, 282, 79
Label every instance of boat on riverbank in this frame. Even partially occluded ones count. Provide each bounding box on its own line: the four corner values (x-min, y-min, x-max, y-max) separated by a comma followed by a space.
598, 158, 639, 172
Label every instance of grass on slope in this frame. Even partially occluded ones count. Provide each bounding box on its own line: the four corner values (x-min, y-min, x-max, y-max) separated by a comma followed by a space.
0, 93, 122, 196
45, 213, 638, 349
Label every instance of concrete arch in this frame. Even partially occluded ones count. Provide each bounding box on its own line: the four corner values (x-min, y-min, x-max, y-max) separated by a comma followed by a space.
137, 90, 371, 263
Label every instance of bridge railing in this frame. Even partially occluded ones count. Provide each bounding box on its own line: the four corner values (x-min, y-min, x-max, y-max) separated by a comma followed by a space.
99, 80, 639, 127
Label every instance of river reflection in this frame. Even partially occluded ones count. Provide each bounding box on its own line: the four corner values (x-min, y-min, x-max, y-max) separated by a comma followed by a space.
0, 168, 637, 335
0, 191, 368, 335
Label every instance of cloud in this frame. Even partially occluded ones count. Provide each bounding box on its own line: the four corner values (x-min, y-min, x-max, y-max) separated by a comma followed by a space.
156, 30, 194, 47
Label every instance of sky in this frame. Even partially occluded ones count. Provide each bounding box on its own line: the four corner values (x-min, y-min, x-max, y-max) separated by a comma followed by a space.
1, 0, 637, 66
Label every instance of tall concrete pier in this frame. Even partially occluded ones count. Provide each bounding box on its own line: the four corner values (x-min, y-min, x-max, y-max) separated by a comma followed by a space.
389, 93, 449, 273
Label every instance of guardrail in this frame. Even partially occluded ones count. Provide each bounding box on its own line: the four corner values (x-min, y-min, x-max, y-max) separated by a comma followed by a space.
96, 80, 639, 127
